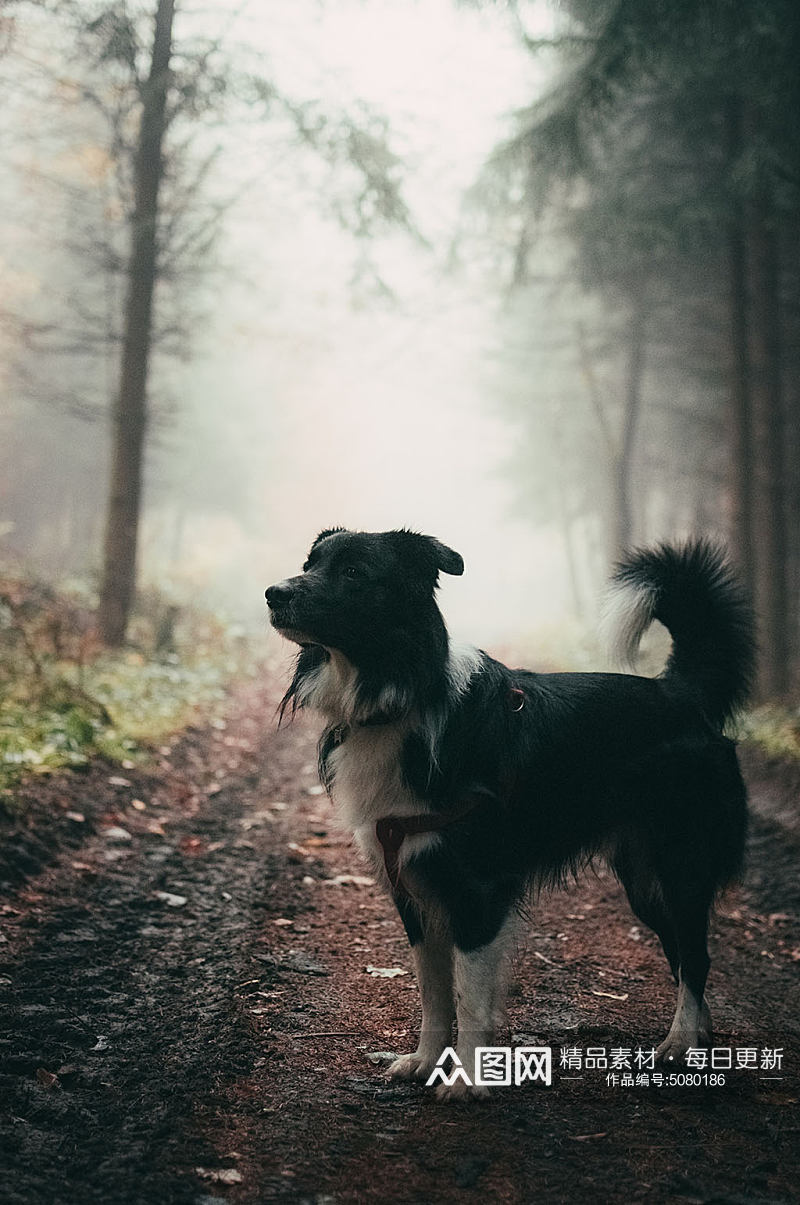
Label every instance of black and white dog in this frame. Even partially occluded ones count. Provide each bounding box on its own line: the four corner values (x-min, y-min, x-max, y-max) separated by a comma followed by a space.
265, 528, 754, 1100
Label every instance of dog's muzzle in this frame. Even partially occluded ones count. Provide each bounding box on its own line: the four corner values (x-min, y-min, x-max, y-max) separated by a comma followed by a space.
265, 579, 300, 629
265, 579, 315, 645
265, 580, 295, 610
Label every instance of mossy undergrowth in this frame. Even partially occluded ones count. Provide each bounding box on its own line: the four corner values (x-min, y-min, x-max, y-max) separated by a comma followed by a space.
0, 652, 242, 795
0, 573, 255, 799
739, 704, 800, 763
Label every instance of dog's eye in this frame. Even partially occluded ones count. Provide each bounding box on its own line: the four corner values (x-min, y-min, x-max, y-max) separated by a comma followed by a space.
342, 565, 360, 580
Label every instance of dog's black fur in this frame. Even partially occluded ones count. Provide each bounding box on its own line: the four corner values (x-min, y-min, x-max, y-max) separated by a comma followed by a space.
266, 528, 755, 1098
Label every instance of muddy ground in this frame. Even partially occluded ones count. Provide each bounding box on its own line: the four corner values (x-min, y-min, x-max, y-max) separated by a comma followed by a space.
0, 674, 798, 1205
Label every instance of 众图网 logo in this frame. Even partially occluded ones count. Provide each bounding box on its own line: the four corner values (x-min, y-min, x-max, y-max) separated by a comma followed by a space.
425, 1046, 552, 1088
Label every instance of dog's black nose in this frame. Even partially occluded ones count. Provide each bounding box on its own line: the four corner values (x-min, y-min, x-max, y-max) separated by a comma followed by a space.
265, 582, 294, 608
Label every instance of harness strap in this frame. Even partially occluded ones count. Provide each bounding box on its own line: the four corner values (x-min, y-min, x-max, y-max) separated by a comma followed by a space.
376, 802, 482, 894
373, 682, 526, 897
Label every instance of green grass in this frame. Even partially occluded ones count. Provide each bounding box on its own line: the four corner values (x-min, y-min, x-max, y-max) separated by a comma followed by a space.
0, 639, 251, 796
739, 704, 800, 762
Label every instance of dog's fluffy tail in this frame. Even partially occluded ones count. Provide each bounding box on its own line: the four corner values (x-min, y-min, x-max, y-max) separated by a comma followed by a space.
604, 539, 756, 728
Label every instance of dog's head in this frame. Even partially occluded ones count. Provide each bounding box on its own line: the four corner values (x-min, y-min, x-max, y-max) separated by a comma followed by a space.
265, 527, 463, 660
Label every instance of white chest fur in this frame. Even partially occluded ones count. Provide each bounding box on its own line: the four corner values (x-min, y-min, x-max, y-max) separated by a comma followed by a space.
300, 642, 483, 883
327, 722, 421, 828
326, 723, 439, 878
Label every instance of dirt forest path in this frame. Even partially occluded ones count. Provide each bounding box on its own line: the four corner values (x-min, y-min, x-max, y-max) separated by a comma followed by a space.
1, 674, 799, 1205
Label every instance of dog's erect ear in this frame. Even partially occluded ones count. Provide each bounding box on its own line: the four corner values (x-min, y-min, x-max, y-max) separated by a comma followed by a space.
310, 527, 346, 552
427, 537, 464, 576
391, 529, 464, 586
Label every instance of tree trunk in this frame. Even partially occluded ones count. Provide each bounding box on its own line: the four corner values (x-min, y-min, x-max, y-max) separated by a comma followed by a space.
551, 411, 585, 618
748, 194, 789, 697
575, 319, 620, 570
97, 0, 175, 647
613, 298, 647, 554
724, 97, 757, 601
786, 374, 800, 677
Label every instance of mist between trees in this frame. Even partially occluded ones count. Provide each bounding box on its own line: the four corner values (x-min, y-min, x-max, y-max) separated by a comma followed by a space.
1, 0, 798, 699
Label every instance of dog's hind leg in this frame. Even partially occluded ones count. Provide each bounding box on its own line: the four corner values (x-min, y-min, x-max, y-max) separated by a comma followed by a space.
387, 923, 455, 1083
646, 741, 746, 1063
612, 838, 680, 982
630, 893, 679, 983
435, 915, 518, 1102
656, 895, 713, 1065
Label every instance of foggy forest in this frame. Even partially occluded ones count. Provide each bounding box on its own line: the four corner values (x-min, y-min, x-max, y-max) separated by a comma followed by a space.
1, 2, 799, 1203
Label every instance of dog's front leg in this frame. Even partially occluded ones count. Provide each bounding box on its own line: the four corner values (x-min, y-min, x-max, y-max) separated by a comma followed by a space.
387, 926, 454, 1082
436, 919, 516, 1102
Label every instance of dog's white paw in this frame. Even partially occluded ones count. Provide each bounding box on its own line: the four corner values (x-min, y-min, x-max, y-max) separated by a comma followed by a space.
386, 1051, 438, 1082
655, 1030, 711, 1066
657, 1003, 712, 1066
655, 1036, 688, 1066
493, 1007, 509, 1032
435, 1079, 490, 1103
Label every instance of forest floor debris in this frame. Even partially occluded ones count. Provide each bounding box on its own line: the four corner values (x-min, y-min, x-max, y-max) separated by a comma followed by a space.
0, 676, 798, 1203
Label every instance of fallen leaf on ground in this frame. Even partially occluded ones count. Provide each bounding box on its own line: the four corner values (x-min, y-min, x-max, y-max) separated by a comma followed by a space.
590, 989, 629, 1001
180, 836, 206, 854
35, 1068, 59, 1089
154, 891, 187, 908
195, 1168, 243, 1184
323, 874, 375, 888
279, 952, 328, 975
107, 776, 132, 788
366, 965, 408, 978
104, 826, 132, 843
65, 812, 85, 823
